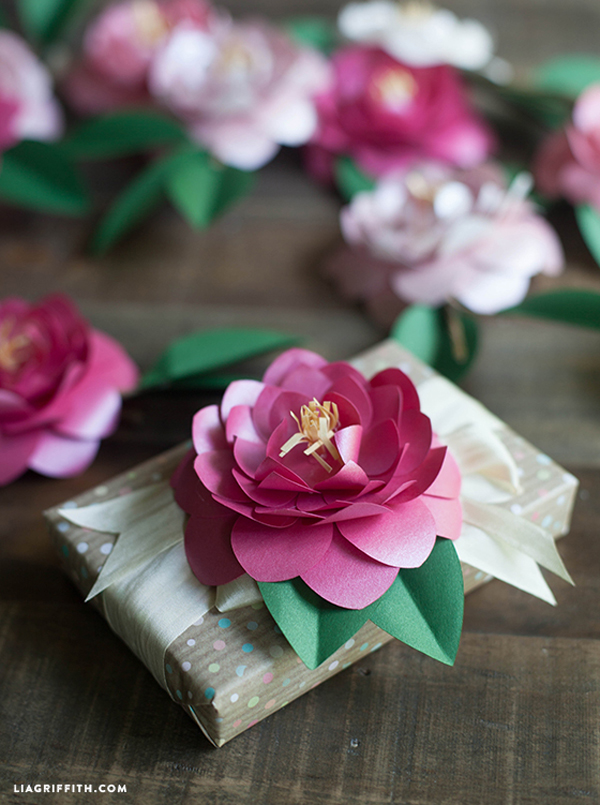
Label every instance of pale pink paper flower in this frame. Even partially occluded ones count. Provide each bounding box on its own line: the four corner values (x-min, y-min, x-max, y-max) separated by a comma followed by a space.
0, 295, 139, 485
305, 45, 493, 183
150, 20, 332, 170
172, 348, 462, 610
64, 0, 216, 115
0, 30, 63, 148
333, 162, 564, 315
535, 83, 600, 210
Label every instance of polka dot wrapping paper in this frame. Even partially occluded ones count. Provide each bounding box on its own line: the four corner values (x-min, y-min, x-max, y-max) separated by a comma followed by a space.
44, 341, 578, 747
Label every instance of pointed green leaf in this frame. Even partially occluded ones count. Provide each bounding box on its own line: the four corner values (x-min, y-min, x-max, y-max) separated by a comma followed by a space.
369, 538, 464, 665
285, 16, 337, 53
334, 156, 376, 201
0, 140, 89, 215
140, 328, 301, 390
575, 204, 600, 268
505, 288, 600, 329
533, 55, 600, 99
18, 0, 87, 44
258, 578, 369, 670
62, 112, 187, 161
390, 304, 440, 365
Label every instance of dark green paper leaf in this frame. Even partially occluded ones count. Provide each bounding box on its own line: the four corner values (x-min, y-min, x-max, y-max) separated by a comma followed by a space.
533, 55, 600, 99
369, 539, 464, 666
62, 112, 187, 161
505, 289, 600, 329
285, 16, 337, 53
0, 140, 89, 215
575, 204, 600, 268
391, 304, 478, 383
334, 156, 376, 201
18, 0, 85, 44
140, 328, 300, 390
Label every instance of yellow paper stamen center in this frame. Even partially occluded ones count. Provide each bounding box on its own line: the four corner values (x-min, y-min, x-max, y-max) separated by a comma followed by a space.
133, 0, 169, 46
0, 318, 31, 373
279, 399, 342, 473
372, 68, 417, 112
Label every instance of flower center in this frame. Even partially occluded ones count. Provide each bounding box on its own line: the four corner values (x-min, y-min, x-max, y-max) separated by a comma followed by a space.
0, 318, 32, 375
133, 0, 169, 47
279, 399, 342, 473
371, 67, 417, 113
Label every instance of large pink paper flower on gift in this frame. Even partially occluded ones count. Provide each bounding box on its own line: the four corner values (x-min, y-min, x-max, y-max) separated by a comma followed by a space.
0, 295, 139, 485
535, 83, 600, 210
0, 30, 63, 150
172, 348, 462, 609
305, 45, 493, 183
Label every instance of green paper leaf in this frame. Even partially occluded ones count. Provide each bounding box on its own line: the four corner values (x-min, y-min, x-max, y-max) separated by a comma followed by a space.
505, 289, 600, 330
140, 328, 300, 390
285, 16, 337, 53
334, 156, 376, 201
165, 150, 254, 229
575, 204, 600, 268
18, 0, 86, 44
369, 539, 464, 666
533, 55, 600, 99
390, 304, 478, 383
91, 145, 194, 254
62, 112, 187, 161
0, 140, 89, 215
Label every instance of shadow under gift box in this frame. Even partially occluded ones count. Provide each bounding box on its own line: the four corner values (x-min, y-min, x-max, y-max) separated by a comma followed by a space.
44, 341, 578, 747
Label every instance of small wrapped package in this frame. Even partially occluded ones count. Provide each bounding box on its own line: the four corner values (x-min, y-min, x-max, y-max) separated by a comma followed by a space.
45, 341, 578, 747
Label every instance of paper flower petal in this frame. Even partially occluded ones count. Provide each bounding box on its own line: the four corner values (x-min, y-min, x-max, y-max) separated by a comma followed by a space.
28, 431, 100, 477
185, 513, 243, 586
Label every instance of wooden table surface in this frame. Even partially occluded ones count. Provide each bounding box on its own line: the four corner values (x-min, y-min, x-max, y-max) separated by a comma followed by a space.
2, 0, 600, 802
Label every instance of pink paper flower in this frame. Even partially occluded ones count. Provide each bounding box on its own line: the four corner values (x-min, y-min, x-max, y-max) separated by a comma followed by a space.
149, 20, 332, 170
534, 83, 600, 210
305, 45, 493, 183
332, 162, 564, 315
172, 348, 462, 609
0, 30, 63, 149
0, 295, 139, 485
64, 0, 216, 115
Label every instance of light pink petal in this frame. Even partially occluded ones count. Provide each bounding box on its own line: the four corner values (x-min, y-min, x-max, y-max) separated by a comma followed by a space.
54, 382, 121, 440
314, 460, 369, 491
194, 450, 249, 502
185, 513, 243, 586
573, 85, 600, 133
334, 424, 363, 464
422, 495, 463, 540
319, 501, 391, 524
370, 368, 421, 410
0, 430, 40, 485
455, 271, 532, 315
88, 331, 139, 391
221, 380, 265, 423
226, 404, 262, 444
301, 528, 399, 609
279, 366, 331, 399
192, 405, 227, 455
231, 519, 333, 582
425, 448, 462, 498
358, 420, 400, 476
196, 121, 279, 171
28, 432, 99, 477
233, 438, 266, 477
262, 348, 329, 386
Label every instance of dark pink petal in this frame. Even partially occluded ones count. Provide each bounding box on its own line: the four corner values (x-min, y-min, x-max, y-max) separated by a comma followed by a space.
258, 471, 310, 493
0, 390, 32, 418
425, 449, 462, 498
171, 450, 233, 518
325, 391, 361, 429
267, 419, 332, 488
385, 447, 447, 504
296, 492, 332, 512
338, 498, 437, 568
252, 512, 299, 528
232, 468, 297, 508
192, 405, 227, 455
268, 390, 310, 432
226, 405, 262, 444
328, 374, 373, 427
358, 419, 400, 476
233, 438, 266, 477
253, 505, 321, 520
422, 495, 463, 540
213, 494, 257, 520
369, 384, 401, 427
279, 366, 331, 399
184, 513, 243, 586
252, 385, 281, 441
370, 368, 420, 410
333, 424, 362, 465
0, 430, 40, 485
319, 501, 391, 524
194, 450, 249, 502
54, 382, 121, 440
231, 518, 333, 582
262, 348, 328, 386
322, 361, 367, 388
301, 528, 399, 609
28, 432, 99, 477
396, 410, 432, 473
221, 380, 264, 423
314, 460, 369, 491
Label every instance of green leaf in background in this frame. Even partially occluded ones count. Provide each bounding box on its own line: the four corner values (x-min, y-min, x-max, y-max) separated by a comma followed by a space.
533, 54, 600, 99
285, 16, 337, 53
258, 578, 369, 670
91, 145, 194, 254
390, 304, 479, 383
18, 0, 87, 45
505, 289, 600, 329
140, 328, 301, 390
165, 149, 254, 229
575, 204, 600, 268
334, 156, 376, 202
0, 140, 89, 216
369, 538, 464, 666
62, 112, 188, 161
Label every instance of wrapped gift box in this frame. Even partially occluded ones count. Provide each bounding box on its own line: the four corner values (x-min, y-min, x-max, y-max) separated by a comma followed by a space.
44, 341, 578, 747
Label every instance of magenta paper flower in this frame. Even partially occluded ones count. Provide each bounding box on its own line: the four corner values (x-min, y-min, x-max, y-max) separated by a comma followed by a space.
305, 45, 493, 183
171, 348, 462, 609
0, 30, 63, 150
149, 20, 331, 170
0, 295, 139, 485
332, 162, 564, 315
535, 83, 600, 210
